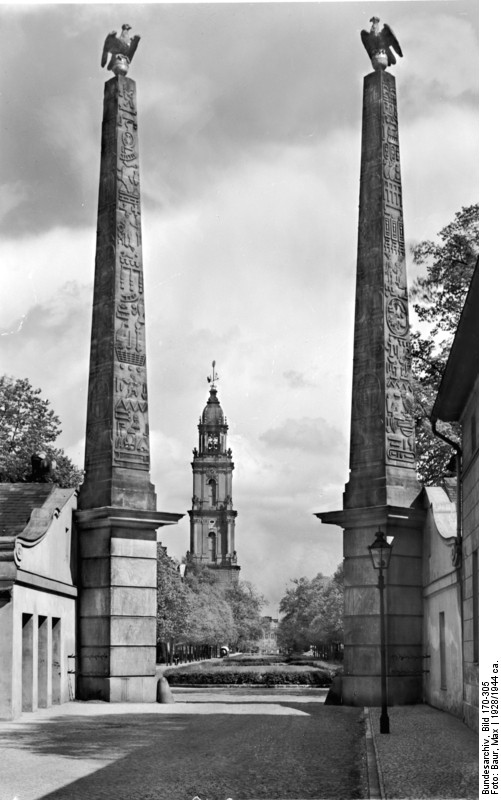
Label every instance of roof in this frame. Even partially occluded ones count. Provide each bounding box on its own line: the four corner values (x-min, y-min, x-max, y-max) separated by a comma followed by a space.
422, 486, 457, 540
0, 483, 75, 541
432, 261, 479, 422
201, 387, 226, 426
0, 484, 54, 538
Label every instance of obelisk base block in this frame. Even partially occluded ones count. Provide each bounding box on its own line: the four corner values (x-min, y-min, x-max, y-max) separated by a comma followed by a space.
76, 507, 183, 703
342, 674, 423, 707
78, 676, 157, 704
78, 468, 158, 513
317, 504, 425, 707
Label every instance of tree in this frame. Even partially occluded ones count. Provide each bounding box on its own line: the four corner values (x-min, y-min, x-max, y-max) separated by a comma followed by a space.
224, 580, 265, 651
278, 577, 316, 653
157, 554, 267, 659
0, 375, 83, 487
308, 565, 344, 649
183, 567, 236, 648
156, 545, 192, 663
277, 565, 344, 657
409, 204, 478, 484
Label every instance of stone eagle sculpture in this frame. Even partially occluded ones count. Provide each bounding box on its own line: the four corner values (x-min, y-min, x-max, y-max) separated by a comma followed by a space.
101, 24, 141, 76
361, 17, 403, 71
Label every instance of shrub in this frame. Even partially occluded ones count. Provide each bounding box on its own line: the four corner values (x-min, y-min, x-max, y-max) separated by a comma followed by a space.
166, 664, 335, 687
221, 656, 283, 667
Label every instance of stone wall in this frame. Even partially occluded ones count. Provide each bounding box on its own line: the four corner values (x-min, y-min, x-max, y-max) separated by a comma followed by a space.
461, 379, 479, 731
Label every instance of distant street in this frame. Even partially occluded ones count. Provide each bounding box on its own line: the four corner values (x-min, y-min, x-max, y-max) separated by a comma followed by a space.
0, 688, 367, 800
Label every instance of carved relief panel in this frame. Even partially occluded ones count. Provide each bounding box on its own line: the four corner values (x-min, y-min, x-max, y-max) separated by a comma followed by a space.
112, 78, 149, 469
381, 74, 415, 469
349, 71, 415, 475
84, 77, 150, 474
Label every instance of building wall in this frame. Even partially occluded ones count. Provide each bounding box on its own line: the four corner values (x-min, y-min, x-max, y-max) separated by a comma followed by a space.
461, 378, 479, 731
18, 501, 75, 586
0, 585, 76, 720
0, 597, 15, 719
0, 494, 77, 720
422, 488, 463, 717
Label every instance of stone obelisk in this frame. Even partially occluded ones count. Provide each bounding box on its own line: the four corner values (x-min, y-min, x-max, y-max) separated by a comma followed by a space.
317, 20, 424, 706
76, 29, 183, 703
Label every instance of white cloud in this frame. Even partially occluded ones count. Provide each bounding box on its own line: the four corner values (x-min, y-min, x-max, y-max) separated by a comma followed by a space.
0, 227, 94, 327
0, 1, 478, 615
261, 417, 344, 453
283, 370, 314, 389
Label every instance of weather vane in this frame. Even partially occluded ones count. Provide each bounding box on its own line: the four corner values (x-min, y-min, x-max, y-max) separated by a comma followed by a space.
361, 17, 402, 71
207, 360, 219, 388
101, 24, 141, 77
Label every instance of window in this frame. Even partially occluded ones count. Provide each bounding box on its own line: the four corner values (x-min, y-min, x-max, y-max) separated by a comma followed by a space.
208, 479, 217, 506
207, 434, 219, 452
208, 532, 216, 562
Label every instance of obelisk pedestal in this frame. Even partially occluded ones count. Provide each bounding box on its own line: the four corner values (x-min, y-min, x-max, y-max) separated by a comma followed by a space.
318, 67, 425, 706
77, 74, 182, 702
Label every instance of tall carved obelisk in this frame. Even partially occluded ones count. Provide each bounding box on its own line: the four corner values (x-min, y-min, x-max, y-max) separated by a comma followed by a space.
77, 28, 182, 702
317, 19, 425, 706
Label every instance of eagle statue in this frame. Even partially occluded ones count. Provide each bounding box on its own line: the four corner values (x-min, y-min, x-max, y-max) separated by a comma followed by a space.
101, 24, 141, 76
361, 17, 403, 71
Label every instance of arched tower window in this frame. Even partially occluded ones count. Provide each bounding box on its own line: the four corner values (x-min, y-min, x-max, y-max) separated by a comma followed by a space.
207, 433, 219, 452
208, 479, 217, 506
208, 532, 216, 562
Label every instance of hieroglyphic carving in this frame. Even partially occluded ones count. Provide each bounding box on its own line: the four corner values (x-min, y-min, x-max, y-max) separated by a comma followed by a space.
381, 72, 415, 468
349, 70, 415, 476
350, 75, 386, 471
111, 77, 149, 470
386, 297, 408, 336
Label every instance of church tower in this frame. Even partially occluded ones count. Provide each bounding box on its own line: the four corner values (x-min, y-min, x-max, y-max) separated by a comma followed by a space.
188, 363, 240, 582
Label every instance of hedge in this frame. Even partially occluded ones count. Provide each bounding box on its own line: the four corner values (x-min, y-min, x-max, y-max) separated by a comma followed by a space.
167, 666, 334, 686
220, 657, 283, 667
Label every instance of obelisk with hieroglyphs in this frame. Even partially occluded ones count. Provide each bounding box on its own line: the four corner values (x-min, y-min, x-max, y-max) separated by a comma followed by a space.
317, 19, 425, 706
76, 27, 182, 703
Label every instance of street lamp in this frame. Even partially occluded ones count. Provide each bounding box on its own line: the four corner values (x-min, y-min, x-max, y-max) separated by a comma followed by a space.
368, 529, 394, 734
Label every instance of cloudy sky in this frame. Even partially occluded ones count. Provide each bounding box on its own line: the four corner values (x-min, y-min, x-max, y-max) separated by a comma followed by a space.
0, 1, 478, 615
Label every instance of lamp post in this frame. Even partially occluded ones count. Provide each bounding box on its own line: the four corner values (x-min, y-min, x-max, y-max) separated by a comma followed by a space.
368, 529, 394, 734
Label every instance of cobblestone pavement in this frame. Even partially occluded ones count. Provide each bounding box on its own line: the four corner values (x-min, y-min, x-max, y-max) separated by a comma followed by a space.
368, 705, 478, 799
0, 688, 367, 800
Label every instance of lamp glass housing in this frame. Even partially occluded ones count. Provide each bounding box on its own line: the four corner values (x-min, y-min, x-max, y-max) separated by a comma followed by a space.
368, 530, 393, 570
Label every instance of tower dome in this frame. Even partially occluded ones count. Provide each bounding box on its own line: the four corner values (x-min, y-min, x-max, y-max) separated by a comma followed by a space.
202, 387, 225, 425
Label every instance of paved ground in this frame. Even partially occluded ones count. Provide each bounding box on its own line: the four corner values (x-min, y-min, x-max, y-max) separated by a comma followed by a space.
367, 705, 478, 799
0, 688, 367, 800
